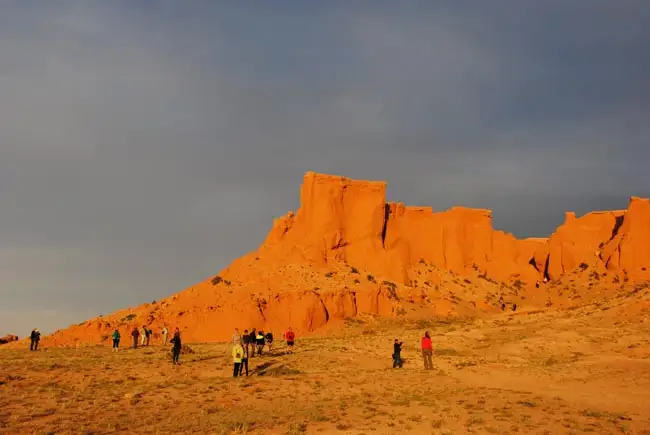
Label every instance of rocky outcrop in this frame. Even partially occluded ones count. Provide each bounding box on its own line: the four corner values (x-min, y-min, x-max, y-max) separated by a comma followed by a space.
0, 334, 19, 345
20, 172, 649, 347
533, 209, 626, 280
601, 197, 650, 277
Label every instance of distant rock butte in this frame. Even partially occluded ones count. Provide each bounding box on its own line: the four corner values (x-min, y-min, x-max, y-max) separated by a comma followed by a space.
16, 172, 650, 347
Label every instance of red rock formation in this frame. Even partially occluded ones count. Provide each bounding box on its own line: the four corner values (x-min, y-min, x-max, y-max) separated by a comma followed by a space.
11, 172, 648, 348
601, 197, 650, 277
0, 334, 19, 345
533, 209, 626, 280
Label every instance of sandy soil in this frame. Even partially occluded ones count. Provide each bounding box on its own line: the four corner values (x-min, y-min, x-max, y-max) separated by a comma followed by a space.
2, 287, 650, 435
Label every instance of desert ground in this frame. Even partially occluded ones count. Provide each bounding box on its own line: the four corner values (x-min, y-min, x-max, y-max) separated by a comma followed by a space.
2, 286, 650, 435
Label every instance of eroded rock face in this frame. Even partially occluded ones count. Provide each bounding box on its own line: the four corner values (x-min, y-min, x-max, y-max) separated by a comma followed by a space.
534, 210, 626, 280
28, 172, 649, 347
601, 197, 650, 275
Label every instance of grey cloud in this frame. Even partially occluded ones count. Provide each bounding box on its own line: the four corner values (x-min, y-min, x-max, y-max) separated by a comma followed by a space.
1, 2, 648, 334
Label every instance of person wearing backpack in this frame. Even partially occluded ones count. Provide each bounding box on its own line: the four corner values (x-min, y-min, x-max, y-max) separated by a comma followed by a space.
112, 329, 121, 352
421, 331, 433, 370
232, 342, 244, 377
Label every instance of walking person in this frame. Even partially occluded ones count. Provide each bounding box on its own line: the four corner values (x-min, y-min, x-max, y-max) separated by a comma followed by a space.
170, 328, 181, 365
392, 339, 403, 368
239, 340, 249, 377
284, 327, 295, 354
139, 326, 146, 346
421, 331, 433, 370
232, 341, 244, 377
131, 327, 139, 349
112, 329, 121, 352
161, 326, 168, 346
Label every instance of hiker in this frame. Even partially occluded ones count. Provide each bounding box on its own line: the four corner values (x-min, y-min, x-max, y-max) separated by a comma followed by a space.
265, 331, 274, 353
392, 339, 403, 368
501, 303, 506, 311
112, 329, 121, 352
139, 326, 146, 346
232, 341, 244, 377
421, 331, 433, 370
256, 330, 265, 356
170, 328, 181, 365
144, 327, 151, 346
232, 328, 242, 346
249, 328, 257, 357
239, 339, 249, 377
161, 326, 168, 346
29, 329, 41, 351
512, 304, 517, 312
284, 327, 295, 353
131, 327, 139, 349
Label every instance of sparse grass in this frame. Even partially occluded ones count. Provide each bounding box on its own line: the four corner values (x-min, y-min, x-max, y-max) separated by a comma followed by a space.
2, 307, 649, 435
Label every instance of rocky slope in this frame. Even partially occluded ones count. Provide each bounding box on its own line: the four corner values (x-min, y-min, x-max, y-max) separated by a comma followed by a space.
11, 172, 650, 347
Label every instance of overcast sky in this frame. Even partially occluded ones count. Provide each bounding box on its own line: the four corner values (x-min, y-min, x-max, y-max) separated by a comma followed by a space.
1, 1, 648, 335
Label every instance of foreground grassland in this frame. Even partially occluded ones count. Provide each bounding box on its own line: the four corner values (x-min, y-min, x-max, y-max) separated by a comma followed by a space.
2, 304, 650, 434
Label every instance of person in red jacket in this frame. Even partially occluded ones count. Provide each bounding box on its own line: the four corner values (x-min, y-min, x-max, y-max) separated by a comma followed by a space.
421, 331, 433, 370
284, 327, 295, 353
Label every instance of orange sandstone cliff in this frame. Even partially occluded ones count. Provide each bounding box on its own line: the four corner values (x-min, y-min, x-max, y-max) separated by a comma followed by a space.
16, 172, 650, 347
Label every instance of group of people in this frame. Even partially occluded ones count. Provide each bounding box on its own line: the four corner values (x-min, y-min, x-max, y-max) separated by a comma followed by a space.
392, 331, 435, 370
109, 325, 180, 362
230, 327, 296, 377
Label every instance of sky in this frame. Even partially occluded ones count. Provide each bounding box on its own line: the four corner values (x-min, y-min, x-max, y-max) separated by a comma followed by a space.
1, 1, 649, 335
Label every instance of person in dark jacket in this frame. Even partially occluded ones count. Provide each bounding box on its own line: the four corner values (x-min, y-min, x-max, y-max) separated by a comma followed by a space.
265, 331, 274, 353
29, 329, 41, 351
131, 327, 139, 349
170, 328, 182, 365
392, 339, 403, 368
249, 328, 257, 357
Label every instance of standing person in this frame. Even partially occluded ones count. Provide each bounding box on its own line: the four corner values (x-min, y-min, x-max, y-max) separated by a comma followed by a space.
144, 327, 151, 346
232, 328, 242, 345
392, 339, 403, 368
161, 326, 168, 346
421, 331, 433, 370
249, 328, 257, 357
284, 327, 295, 354
239, 339, 249, 377
139, 326, 146, 346
170, 328, 181, 365
265, 331, 274, 353
30, 329, 41, 351
131, 327, 139, 349
112, 329, 121, 352
232, 341, 244, 377
256, 330, 265, 356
